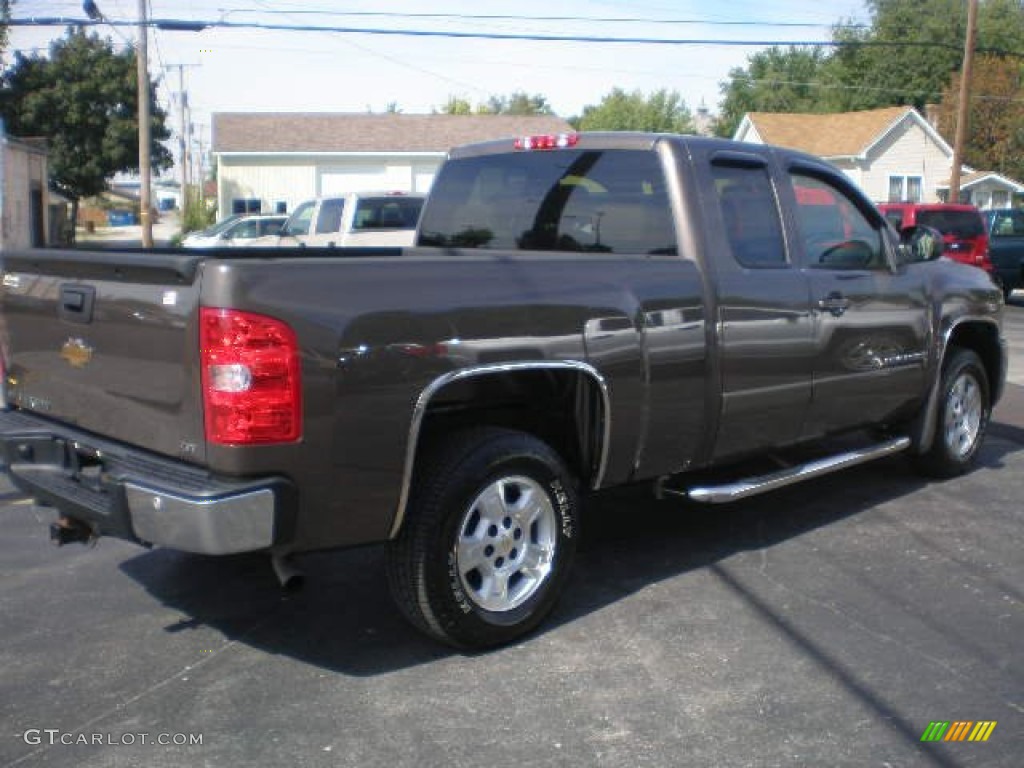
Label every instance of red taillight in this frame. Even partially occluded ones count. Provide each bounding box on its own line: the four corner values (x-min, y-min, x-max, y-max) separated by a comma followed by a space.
513, 133, 579, 151
200, 307, 302, 445
975, 235, 993, 270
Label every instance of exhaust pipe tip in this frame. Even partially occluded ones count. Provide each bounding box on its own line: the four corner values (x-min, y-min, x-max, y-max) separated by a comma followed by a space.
271, 554, 304, 592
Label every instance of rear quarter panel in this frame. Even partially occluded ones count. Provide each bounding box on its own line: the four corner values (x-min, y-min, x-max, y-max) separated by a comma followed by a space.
200, 249, 704, 552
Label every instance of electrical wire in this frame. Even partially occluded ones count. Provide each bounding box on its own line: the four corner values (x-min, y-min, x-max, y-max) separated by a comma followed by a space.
206, 8, 861, 29
11, 17, 975, 53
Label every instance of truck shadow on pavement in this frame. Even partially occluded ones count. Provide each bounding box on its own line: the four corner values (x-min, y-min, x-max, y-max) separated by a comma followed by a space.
118, 435, 1020, 684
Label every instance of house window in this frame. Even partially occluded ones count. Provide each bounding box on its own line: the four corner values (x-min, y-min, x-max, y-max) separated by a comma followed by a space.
992, 189, 1009, 208
888, 175, 923, 202
231, 198, 261, 215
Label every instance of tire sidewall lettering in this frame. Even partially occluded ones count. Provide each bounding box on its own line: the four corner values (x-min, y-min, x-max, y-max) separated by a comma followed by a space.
548, 477, 574, 540
446, 551, 473, 614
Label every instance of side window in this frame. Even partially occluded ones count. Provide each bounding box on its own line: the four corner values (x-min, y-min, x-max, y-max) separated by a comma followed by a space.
315, 199, 345, 234
991, 210, 1024, 236
791, 173, 885, 269
283, 201, 315, 237
230, 220, 259, 239
883, 210, 904, 230
711, 162, 787, 268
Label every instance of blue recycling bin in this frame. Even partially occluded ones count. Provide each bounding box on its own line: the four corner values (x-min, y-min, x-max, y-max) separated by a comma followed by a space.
107, 210, 137, 227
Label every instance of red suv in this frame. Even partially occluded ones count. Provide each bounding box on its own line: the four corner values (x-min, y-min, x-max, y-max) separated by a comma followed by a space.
878, 202, 993, 274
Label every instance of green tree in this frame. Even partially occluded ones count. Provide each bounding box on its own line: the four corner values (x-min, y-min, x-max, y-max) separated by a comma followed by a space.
438, 92, 553, 115
716, 0, 1024, 122
0, 27, 172, 219
573, 88, 693, 132
827, 0, 968, 112
716, 47, 833, 137
481, 92, 553, 115
437, 95, 473, 115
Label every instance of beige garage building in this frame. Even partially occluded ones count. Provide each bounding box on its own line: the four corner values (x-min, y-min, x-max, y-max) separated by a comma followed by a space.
211, 113, 574, 218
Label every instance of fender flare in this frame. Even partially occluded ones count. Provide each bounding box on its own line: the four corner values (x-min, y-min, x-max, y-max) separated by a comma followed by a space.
388, 361, 611, 539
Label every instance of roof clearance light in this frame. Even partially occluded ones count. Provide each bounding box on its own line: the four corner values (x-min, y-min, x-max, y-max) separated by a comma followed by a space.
514, 133, 579, 151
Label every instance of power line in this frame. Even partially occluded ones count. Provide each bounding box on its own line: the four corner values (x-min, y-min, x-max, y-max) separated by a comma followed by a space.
13, 17, 987, 53
731, 75, 1024, 105
244, 0, 489, 101
210, 8, 862, 29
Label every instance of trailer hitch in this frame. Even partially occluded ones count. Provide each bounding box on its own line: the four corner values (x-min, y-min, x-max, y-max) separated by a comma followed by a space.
49, 516, 95, 547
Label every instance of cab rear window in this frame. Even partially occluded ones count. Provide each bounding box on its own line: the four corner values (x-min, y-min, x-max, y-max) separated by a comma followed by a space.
418, 150, 677, 255
352, 197, 424, 230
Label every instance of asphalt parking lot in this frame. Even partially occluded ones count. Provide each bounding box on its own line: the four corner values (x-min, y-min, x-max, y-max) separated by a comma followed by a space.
2, 309, 1023, 768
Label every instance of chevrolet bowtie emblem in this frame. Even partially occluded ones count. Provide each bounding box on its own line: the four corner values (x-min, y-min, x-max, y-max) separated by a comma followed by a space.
60, 338, 94, 368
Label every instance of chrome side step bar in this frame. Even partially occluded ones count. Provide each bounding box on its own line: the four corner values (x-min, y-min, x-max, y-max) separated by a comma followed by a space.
663, 436, 911, 504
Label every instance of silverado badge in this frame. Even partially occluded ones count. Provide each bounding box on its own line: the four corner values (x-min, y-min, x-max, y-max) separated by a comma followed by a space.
60, 338, 94, 368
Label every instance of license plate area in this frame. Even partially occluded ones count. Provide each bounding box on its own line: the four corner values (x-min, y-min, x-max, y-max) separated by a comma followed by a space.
11, 437, 109, 492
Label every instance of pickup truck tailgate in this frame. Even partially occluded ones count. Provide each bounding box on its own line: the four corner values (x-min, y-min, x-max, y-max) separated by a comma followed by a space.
1, 250, 205, 463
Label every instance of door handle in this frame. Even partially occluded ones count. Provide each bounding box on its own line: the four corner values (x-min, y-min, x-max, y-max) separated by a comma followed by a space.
817, 292, 850, 317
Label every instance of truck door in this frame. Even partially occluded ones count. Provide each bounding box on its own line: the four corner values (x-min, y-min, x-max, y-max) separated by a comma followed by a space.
305, 197, 346, 247
702, 152, 815, 460
784, 168, 928, 437
277, 200, 316, 246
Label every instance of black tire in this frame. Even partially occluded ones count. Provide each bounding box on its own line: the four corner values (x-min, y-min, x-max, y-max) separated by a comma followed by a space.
386, 427, 579, 650
914, 347, 990, 478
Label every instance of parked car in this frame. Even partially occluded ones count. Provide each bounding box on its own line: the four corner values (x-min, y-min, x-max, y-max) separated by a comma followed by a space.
983, 208, 1024, 299
878, 202, 994, 275
182, 214, 288, 248
251, 191, 426, 248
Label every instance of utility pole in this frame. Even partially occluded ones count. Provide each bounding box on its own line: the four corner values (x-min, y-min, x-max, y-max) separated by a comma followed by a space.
137, 0, 153, 247
195, 123, 207, 194
175, 65, 188, 226
167, 63, 200, 230
949, 0, 978, 204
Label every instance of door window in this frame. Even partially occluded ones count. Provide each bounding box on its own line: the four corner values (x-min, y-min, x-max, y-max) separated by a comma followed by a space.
282, 201, 315, 237
315, 198, 346, 234
791, 174, 885, 269
229, 219, 260, 239
711, 163, 787, 268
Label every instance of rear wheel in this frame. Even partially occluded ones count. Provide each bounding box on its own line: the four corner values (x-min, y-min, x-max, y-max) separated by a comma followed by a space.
386, 427, 579, 649
914, 348, 990, 477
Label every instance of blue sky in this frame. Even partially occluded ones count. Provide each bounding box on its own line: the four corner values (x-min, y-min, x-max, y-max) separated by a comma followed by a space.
10, 1, 869, 129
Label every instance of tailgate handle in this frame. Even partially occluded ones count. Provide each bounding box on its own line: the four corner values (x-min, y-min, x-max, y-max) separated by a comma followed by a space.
59, 284, 96, 324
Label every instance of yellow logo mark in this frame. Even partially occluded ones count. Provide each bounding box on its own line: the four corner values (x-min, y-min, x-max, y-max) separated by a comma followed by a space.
60, 338, 94, 368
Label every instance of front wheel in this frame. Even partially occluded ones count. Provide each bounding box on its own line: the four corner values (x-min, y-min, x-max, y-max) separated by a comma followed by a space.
914, 347, 990, 477
386, 428, 579, 649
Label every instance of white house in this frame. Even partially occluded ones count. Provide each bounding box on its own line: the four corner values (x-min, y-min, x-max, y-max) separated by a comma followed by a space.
733, 106, 1024, 208
1, 120, 50, 249
211, 113, 575, 217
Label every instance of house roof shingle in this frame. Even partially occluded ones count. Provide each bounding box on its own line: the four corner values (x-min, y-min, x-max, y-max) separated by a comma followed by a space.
212, 113, 575, 154
743, 106, 914, 157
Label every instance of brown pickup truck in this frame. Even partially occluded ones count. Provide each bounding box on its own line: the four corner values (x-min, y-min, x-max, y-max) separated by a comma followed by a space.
0, 132, 1007, 649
